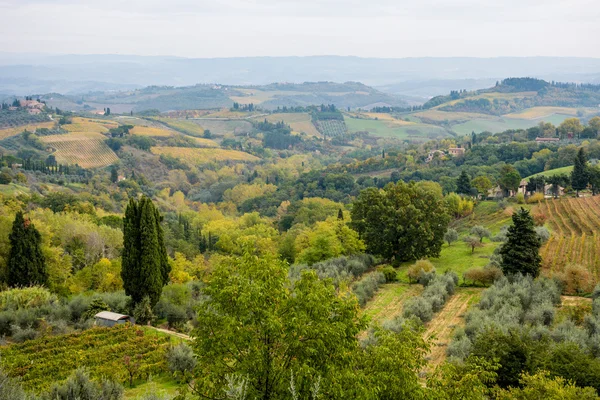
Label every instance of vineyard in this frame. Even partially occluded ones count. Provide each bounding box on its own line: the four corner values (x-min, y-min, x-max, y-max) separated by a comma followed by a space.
62, 117, 118, 133
0, 325, 170, 393
150, 146, 259, 166
0, 121, 56, 140
537, 197, 600, 282
152, 118, 205, 137
41, 132, 119, 168
315, 119, 347, 138
130, 125, 175, 138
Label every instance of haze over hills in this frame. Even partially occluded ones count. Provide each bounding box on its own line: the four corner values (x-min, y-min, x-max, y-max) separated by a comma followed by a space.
1, 54, 600, 99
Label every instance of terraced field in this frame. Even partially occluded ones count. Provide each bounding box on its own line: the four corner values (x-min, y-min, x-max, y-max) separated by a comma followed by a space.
0, 121, 56, 140
150, 146, 259, 166
41, 132, 119, 168
537, 197, 600, 283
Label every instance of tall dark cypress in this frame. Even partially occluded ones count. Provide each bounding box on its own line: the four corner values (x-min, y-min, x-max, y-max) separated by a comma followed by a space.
499, 208, 542, 277
121, 197, 170, 307
456, 171, 472, 195
7, 212, 47, 287
571, 148, 588, 197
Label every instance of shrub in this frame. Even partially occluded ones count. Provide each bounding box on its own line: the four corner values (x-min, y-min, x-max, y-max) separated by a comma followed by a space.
166, 343, 197, 379
289, 254, 375, 287
535, 226, 550, 244
0, 369, 27, 400
352, 272, 385, 307
11, 325, 38, 343
527, 192, 545, 204
516, 193, 525, 204
532, 211, 548, 226
470, 226, 491, 242
563, 264, 593, 295
41, 368, 123, 400
133, 297, 155, 325
0, 286, 56, 311
402, 296, 433, 323
463, 266, 503, 286
407, 260, 435, 283
381, 266, 397, 283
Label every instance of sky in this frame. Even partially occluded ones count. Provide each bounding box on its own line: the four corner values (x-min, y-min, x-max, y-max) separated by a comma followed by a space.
0, 0, 599, 58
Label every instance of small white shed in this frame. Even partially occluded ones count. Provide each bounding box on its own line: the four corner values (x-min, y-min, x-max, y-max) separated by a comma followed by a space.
94, 311, 134, 327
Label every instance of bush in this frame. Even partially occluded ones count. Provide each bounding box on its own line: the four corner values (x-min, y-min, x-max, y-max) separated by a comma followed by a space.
407, 260, 435, 283
516, 193, 525, 204
532, 211, 548, 226
381, 266, 397, 283
444, 228, 459, 246
41, 368, 123, 400
402, 296, 433, 323
0, 369, 27, 400
166, 343, 197, 378
133, 297, 155, 325
11, 324, 38, 343
463, 266, 503, 286
0, 286, 56, 311
535, 226, 550, 244
352, 272, 385, 307
527, 192, 545, 204
290, 254, 376, 287
562, 264, 594, 295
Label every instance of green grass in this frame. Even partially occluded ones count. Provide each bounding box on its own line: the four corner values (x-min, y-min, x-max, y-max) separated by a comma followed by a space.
344, 116, 449, 141
124, 375, 181, 399
362, 282, 422, 324
451, 113, 574, 135
526, 166, 573, 181
0, 183, 30, 196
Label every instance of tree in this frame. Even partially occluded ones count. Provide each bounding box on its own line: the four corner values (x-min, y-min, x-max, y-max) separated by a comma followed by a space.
464, 236, 484, 253
588, 164, 600, 195
471, 176, 493, 198
121, 197, 170, 307
351, 181, 450, 262
499, 208, 542, 277
470, 225, 491, 243
192, 250, 366, 399
558, 117, 583, 139
7, 212, 47, 287
589, 116, 600, 137
444, 228, 459, 246
110, 165, 119, 184
498, 165, 522, 197
547, 174, 570, 198
456, 171, 472, 195
571, 148, 588, 197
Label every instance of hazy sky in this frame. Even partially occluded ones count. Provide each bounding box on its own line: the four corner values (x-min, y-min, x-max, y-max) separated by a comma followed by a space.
0, 0, 599, 58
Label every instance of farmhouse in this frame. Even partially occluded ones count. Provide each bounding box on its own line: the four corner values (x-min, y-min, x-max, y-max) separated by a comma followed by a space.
448, 147, 465, 156
94, 311, 134, 327
426, 149, 445, 162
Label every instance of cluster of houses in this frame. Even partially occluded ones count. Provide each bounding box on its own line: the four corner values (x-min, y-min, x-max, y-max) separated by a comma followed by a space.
426, 147, 466, 162
487, 179, 565, 199
6, 99, 45, 115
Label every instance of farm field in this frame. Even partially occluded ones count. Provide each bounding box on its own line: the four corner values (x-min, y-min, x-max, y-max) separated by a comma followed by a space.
536, 197, 600, 284
413, 110, 493, 123
344, 116, 449, 141
362, 283, 423, 323
316, 119, 347, 137
424, 288, 482, 368
186, 119, 252, 137
0, 325, 172, 394
41, 132, 119, 168
62, 117, 118, 133
261, 113, 321, 137
150, 146, 259, 165
526, 165, 573, 181
0, 121, 56, 140
452, 113, 574, 135
130, 125, 175, 137
504, 106, 578, 120
152, 117, 206, 137
439, 91, 538, 107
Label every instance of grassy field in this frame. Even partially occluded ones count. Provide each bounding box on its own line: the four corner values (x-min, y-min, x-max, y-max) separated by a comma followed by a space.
262, 113, 321, 137
0, 121, 56, 140
362, 283, 423, 323
152, 118, 205, 137
150, 146, 259, 165
344, 116, 449, 141
537, 197, 600, 285
40, 132, 119, 168
452, 113, 574, 135
527, 166, 573, 180
62, 117, 118, 133
413, 110, 493, 123
0, 183, 31, 196
440, 91, 538, 108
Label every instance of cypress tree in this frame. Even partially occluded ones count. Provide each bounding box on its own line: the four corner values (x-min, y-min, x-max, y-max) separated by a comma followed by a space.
571, 148, 588, 197
499, 208, 541, 277
456, 171, 472, 195
121, 197, 170, 307
7, 212, 47, 287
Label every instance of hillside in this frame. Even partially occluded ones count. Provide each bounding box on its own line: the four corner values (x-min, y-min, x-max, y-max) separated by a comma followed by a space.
40, 82, 407, 113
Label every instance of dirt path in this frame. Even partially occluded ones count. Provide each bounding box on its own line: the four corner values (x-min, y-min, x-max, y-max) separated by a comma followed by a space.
424, 288, 482, 368
148, 326, 191, 340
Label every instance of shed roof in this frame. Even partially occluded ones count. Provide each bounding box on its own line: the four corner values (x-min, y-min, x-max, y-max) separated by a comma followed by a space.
95, 311, 130, 321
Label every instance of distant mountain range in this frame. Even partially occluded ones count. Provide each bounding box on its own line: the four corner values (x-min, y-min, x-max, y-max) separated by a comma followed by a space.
1, 54, 600, 100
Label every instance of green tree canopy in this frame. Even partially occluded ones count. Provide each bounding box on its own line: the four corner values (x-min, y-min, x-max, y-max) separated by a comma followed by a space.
498, 165, 522, 196
7, 211, 47, 287
121, 196, 170, 306
571, 147, 588, 196
351, 181, 450, 262
456, 170, 472, 195
499, 208, 542, 277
